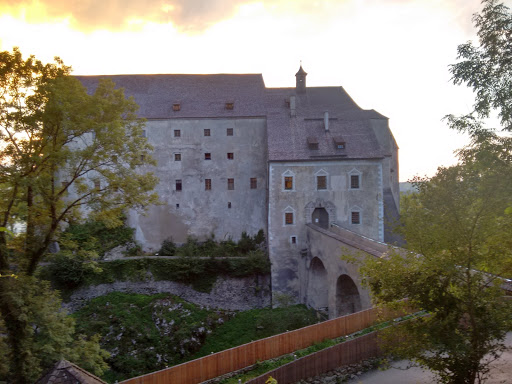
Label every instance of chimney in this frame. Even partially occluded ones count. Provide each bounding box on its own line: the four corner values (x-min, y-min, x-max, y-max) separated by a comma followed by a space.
324, 111, 329, 131
290, 96, 296, 117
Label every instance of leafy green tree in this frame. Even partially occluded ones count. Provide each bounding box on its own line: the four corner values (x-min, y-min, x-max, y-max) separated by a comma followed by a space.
355, 139, 512, 384
446, 0, 512, 135
352, 2, 512, 382
0, 48, 158, 382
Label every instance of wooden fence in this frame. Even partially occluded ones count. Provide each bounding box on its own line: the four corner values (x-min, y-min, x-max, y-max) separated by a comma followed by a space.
120, 306, 398, 384
247, 330, 381, 384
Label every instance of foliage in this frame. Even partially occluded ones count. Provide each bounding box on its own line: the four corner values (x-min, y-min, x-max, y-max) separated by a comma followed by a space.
41, 251, 271, 296
61, 218, 135, 257
353, 138, 512, 383
0, 48, 158, 382
446, 0, 512, 135
157, 230, 266, 257
0, 277, 108, 382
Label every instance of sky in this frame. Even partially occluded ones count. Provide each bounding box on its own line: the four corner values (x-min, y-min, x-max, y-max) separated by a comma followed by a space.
0, 0, 508, 181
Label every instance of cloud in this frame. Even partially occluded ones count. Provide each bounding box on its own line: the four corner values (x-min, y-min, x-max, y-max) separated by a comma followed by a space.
0, 0, 248, 32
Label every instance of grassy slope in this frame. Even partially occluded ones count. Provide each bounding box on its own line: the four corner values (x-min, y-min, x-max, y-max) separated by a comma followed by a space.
73, 292, 317, 382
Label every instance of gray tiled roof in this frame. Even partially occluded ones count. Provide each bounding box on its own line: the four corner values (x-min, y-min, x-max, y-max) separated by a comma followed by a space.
76, 73, 388, 161
265, 87, 387, 161
35, 360, 107, 384
76, 74, 267, 119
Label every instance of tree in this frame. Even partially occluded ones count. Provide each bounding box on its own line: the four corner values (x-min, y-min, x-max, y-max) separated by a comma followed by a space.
0, 48, 159, 382
446, 0, 512, 136
351, 1, 512, 382
354, 138, 512, 384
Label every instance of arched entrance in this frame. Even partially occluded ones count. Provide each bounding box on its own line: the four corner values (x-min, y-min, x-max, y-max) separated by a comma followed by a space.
312, 208, 329, 229
308, 257, 328, 310
336, 274, 361, 316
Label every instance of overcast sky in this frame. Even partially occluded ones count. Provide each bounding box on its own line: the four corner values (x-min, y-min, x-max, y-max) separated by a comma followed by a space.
1, 0, 509, 181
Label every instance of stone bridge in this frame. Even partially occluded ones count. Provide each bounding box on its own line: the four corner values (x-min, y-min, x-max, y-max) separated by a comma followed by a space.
303, 222, 395, 319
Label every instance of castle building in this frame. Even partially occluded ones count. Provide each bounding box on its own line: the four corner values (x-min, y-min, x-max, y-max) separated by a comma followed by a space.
78, 67, 399, 305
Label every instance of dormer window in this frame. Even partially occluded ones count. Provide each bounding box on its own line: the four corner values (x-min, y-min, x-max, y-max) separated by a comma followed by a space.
307, 136, 319, 150
173, 103, 181, 111
333, 137, 345, 150
225, 102, 234, 110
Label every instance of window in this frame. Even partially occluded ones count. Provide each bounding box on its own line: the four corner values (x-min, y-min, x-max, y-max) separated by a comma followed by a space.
205, 153, 211, 160
228, 202, 232, 209
176, 203, 180, 209
307, 136, 319, 150
291, 236, 297, 244
205, 179, 212, 190
140, 154, 145, 162
225, 102, 234, 110
227, 128, 233, 136
204, 129, 210, 137
173, 103, 180, 111
141, 129, 146, 138
337, 143, 345, 149
61, 181, 69, 188
227, 178, 234, 190
227, 152, 234, 160
176, 179, 182, 191
250, 178, 257, 189
285, 212, 294, 225
317, 175, 327, 190
350, 174, 360, 189
94, 180, 101, 191
284, 176, 293, 190
174, 129, 181, 137
174, 153, 181, 161
351, 211, 360, 225
333, 137, 345, 150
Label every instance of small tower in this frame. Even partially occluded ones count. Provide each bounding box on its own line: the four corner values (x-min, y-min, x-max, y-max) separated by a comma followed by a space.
295, 65, 307, 94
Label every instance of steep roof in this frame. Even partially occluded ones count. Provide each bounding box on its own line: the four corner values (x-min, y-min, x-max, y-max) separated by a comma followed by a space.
265, 86, 388, 161
76, 74, 267, 119
76, 73, 389, 161
35, 360, 107, 384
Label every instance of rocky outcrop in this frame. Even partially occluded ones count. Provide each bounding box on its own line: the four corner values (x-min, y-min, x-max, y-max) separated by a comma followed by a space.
63, 274, 271, 312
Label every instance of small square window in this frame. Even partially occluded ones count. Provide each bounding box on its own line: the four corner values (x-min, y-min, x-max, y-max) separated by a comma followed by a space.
176, 203, 180, 209
350, 174, 360, 189
205, 153, 211, 160
351, 211, 360, 225
174, 153, 181, 161
176, 179, 182, 191
173, 103, 181, 111
317, 175, 327, 190
227, 152, 234, 160
337, 143, 345, 149
204, 129, 210, 137
205, 179, 212, 190
250, 178, 257, 189
291, 236, 297, 244
225, 102, 234, 110
140, 154, 145, 162
228, 202, 232, 209
174, 130, 181, 137
285, 212, 294, 225
227, 128, 233, 136
284, 176, 293, 190
227, 178, 234, 190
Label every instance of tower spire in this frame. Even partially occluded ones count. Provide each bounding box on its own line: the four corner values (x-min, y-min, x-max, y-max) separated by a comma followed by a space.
295, 64, 307, 94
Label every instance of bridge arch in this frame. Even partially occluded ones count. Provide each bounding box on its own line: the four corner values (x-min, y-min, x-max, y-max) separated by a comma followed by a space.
307, 257, 329, 310
336, 274, 361, 316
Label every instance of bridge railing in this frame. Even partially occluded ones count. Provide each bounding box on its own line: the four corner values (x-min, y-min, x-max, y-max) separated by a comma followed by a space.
120, 306, 401, 384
